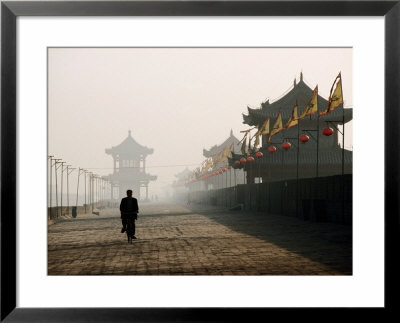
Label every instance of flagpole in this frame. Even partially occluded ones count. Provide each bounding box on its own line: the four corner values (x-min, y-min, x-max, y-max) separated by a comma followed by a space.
268, 151, 271, 214
234, 167, 237, 207
258, 156, 261, 211
225, 167, 228, 208
314, 86, 319, 178
230, 167, 232, 207
281, 139, 284, 180
317, 112, 320, 178
281, 138, 285, 216
297, 120, 300, 218
341, 72, 345, 224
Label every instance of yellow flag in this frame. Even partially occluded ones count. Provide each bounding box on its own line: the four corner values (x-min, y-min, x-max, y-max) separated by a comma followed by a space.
224, 143, 233, 159
298, 86, 318, 119
240, 134, 247, 155
205, 158, 213, 172
254, 133, 260, 148
268, 111, 283, 142
217, 149, 225, 163
247, 135, 252, 155
320, 73, 343, 116
250, 117, 269, 149
259, 117, 270, 135
285, 104, 299, 129
220, 145, 231, 162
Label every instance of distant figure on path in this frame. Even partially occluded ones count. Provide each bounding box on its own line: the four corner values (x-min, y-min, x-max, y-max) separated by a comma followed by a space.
120, 189, 139, 238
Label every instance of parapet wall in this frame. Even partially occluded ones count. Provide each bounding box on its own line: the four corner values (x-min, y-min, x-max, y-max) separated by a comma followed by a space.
189, 174, 352, 225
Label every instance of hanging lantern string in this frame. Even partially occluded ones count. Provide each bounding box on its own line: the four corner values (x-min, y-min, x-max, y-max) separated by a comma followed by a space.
301, 129, 318, 142
324, 121, 343, 135
282, 137, 298, 148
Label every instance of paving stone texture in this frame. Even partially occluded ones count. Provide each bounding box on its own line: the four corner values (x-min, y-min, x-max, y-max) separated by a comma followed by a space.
48, 202, 352, 275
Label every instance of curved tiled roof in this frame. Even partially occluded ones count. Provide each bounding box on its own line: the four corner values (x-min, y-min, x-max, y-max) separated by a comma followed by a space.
203, 130, 242, 157
175, 167, 192, 179
105, 130, 153, 156
243, 76, 352, 127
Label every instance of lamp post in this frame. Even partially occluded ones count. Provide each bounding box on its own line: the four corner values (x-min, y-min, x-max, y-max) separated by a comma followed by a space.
53, 159, 62, 218
48, 155, 53, 218
240, 157, 246, 184
76, 168, 85, 214
84, 170, 88, 213
90, 172, 94, 211
227, 165, 232, 207
95, 174, 99, 208
322, 120, 345, 223
300, 129, 319, 177
246, 156, 255, 209
234, 161, 240, 187
281, 137, 299, 216
255, 151, 263, 210
266, 145, 278, 212
322, 121, 343, 176
255, 151, 263, 183
60, 162, 66, 216
66, 165, 75, 215
94, 174, 98, 208
223, 167, 227, 207
281, 138, 298, 179
267, 145, 277, 182
94, 175, 97, 207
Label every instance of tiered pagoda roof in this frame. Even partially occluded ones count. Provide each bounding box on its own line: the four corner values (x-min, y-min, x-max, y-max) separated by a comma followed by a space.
175, 167, 192, 180
105, 130, 153, 156
242, 73, 352, 127
203, 129, 241, 158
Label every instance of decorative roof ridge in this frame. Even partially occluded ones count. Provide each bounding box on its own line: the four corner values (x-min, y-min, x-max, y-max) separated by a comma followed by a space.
246, 74, 311, 116
105, 130, 153, 155
203, 135, 242, 158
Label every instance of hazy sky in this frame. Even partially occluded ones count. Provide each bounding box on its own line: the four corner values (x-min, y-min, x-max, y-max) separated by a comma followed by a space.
48, 47, 352, 197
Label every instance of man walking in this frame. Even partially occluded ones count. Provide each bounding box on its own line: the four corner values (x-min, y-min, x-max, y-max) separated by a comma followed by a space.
120, 189, 139, 239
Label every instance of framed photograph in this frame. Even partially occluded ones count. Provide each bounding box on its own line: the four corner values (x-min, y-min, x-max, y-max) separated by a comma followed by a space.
1, 0, 399, 321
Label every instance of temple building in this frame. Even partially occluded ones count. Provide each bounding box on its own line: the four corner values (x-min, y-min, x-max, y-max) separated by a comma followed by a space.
230, 72, 353, 183
200, 130, 246, 189
203, 129, 242, 167
105, 130, 157, 200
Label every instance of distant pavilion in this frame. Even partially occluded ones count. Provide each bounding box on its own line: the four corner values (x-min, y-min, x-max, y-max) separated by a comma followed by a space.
105, 131, 157, 200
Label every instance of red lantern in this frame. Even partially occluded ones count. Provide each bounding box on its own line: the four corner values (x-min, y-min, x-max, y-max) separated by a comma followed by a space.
268, 146, 277, 153
227, 165, 232, 170
247, 156, 255, 162
299, 134, 310, 143
282, 142, 291, 150
222, 168, 226, 172
234, 160, 241, 166
240, 157, 247, 163
322, 126, 334, 136
255, 151, 263, 158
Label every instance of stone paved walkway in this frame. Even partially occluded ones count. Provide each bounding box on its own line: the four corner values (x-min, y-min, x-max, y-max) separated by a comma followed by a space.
48, 202, 352, 275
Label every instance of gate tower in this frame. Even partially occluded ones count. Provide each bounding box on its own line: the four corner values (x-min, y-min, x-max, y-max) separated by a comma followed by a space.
105, 130, 157, 200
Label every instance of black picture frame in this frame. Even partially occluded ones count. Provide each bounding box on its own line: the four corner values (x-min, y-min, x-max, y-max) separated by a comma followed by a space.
1, 1, 399, 321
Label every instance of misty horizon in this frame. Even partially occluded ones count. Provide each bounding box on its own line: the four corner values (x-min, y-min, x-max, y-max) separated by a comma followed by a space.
48, 47, 352, 200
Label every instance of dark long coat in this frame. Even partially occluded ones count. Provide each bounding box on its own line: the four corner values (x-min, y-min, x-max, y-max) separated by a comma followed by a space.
120, 197, 139, 219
